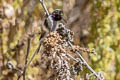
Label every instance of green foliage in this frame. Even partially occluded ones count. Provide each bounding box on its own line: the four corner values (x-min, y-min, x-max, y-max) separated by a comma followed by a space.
89, 0, 120, 80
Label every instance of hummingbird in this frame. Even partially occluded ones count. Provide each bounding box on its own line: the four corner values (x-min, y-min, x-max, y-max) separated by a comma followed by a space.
40, 9, 64, 40
44, 9, 64, 32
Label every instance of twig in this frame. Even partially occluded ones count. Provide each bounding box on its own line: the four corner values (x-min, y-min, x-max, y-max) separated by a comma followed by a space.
68, 41, 102, 80
76, 51, 101, 79
23, 38, 31, 80
40, 0, 50, 16
25, 0, 54, 68
59, 46, 78, 62
66, 53, 78, 62
39, 0, 53, 30
26, 40, 42, 67
7, 61, 23, 80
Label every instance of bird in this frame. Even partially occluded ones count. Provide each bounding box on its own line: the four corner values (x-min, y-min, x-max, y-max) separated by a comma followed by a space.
40, 9, 64, 40
44, 9, 64, 32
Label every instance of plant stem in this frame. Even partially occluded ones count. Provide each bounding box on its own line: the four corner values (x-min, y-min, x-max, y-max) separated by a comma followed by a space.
23, 38, 31, 80
68, 41, 102, 80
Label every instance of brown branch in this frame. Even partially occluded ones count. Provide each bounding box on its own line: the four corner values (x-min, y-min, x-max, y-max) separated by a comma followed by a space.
26, 39, 42, 67
23, 38, 31, 80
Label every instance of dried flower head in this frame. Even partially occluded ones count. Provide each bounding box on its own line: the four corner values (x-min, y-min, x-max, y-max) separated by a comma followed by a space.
40, 23, 103, 80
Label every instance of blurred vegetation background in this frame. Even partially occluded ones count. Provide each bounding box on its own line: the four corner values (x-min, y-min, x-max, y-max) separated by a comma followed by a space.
0, 0, 120, 80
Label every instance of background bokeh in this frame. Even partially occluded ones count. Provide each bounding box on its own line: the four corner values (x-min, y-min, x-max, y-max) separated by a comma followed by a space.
0, 0, 120, 80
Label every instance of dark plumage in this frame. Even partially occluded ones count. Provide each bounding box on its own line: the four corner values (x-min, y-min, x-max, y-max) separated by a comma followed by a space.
44, 9, 64, 32
51, 9, 63, 21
